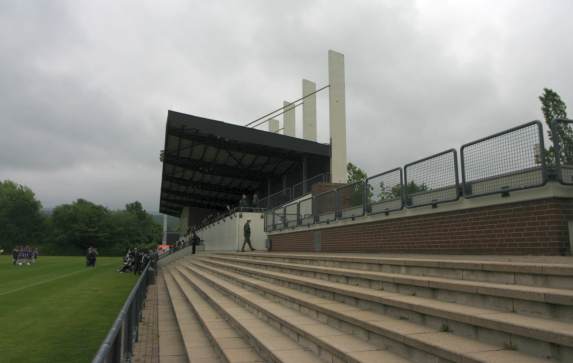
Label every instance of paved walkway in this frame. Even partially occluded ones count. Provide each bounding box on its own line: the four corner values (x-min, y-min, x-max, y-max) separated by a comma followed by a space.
132, 280, 160, 363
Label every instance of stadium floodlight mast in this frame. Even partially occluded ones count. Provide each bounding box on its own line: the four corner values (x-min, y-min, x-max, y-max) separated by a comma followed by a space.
245, 50, 348, 183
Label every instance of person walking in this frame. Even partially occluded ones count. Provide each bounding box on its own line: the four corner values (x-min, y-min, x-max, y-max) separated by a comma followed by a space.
241, 220, 255, 252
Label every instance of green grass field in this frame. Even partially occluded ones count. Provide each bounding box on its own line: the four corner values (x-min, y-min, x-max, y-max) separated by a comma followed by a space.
0, 256, 138, 363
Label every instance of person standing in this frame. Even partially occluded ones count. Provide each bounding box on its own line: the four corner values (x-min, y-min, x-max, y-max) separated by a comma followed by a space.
239, 194, 250, 210
191, 230, 200, 255
241, 220, 255, 252
252, 193, 260, 209
86, 246, 98, 267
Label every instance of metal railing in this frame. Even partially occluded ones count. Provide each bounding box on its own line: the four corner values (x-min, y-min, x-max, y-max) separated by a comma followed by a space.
404, 149, 459, 208
551, 118, 573, 185
337, 181, 365, 219
292, 173, 330, 199
257, 120, 573, 233
461, 121, 546, 197
366, 168, 403, 214
314, 189, 337, 224
298, 197, 314, 226
92, 262, 154, 363
259, 188, 292, 210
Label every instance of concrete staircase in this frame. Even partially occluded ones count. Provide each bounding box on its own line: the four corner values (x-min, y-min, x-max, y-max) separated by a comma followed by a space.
159, 253, 573, 363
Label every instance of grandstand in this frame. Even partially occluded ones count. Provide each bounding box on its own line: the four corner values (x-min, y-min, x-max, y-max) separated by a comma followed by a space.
95, 50, 573, 363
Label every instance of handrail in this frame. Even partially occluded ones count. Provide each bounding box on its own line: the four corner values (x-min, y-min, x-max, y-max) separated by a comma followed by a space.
264, 120, 565, 232
92, 261, 153, 363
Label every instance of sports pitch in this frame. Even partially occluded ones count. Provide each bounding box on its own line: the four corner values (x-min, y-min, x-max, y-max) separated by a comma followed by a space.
0, 255, 138, 363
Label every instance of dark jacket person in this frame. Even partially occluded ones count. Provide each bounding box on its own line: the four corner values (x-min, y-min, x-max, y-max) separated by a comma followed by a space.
241, 220, 255, 252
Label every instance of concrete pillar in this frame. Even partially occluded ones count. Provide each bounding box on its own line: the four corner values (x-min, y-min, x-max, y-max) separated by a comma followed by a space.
328, 50, 348, 183
302, 79, 317, 141
180, 207, 190, 237
268, 118, 279, 133
283, 101, 295, 137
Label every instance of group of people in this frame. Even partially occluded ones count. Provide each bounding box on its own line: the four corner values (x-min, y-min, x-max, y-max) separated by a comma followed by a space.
12, 245, 39, 265
239, 193, 261, 209
117, 248, 158, 274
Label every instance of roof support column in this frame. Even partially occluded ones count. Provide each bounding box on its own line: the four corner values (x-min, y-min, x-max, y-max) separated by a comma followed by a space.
302, 156, 308, 193
302, 79, 317, 141
283, 101, 295, 137
266, 178, 272, 208
328, 50, 348, 183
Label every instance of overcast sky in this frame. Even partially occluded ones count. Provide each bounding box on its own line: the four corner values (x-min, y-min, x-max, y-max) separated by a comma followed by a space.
1, 0, 572, 212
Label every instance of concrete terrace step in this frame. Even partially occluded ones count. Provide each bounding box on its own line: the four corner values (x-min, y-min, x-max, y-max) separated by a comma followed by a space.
229, 253, 573, 289
206, 255, 573, 321
177, 263, 412, 363
193, 257, 573, 361
163, 271, 220, 363
158, 272, 188, 363
186, 259, 553, 363
170, 265, 323, 363
165, 266, 264, 363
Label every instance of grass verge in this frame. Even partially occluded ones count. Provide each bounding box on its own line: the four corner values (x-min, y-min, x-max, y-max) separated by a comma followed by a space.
0, 256, 138, 363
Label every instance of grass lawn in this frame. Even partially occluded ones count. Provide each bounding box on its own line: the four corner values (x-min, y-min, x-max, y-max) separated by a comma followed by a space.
0, 255, 138, 363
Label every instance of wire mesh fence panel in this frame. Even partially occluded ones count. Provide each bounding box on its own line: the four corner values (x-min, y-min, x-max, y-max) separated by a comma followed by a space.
293, 173, 329, 199
298, 197, 314, 226
292, 182, 304, 199
284, 202, 298, 228
267, 188, 292, 209
314, 190, 337, 223
259, 196, 269, 210
461, 121, 546, 197
365, 168, 403, 214
264, 210, 274, 232
337, 181, 365, 219
272, 207, 285, 230
404, 149, 459, 208
552, 119, 573, 185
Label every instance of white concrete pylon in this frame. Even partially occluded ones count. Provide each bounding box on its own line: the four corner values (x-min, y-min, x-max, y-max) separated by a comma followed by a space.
283, 101, 295, 137
328, 50, 348, 183
268, 118, 279, 133
302, 79, 317, 141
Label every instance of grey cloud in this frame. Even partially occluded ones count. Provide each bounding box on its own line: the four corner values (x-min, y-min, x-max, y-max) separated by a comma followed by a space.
1, 0, 572, 211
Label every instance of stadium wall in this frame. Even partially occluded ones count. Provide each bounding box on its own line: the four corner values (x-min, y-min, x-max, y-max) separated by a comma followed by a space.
268, 184, 573, 255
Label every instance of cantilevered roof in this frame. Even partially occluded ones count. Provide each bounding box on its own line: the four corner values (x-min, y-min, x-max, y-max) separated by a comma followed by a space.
159, 111, 330, 216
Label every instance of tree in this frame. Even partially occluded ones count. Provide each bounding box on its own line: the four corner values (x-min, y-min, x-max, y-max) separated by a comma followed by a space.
377, 180, 428, 202
111, 201, 162, 251
346, 162, 368, 184
346, 162, 369, 206
50, 199, 113, 253
0, 180, 45, 250
539, 88, 573, 165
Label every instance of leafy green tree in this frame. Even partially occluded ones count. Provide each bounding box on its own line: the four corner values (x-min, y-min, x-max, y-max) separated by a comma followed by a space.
346, 162, 368, 184
377, 180, 428, 202
346, 162, 369, 206
110, 201, 162, 251
50, 199, 113, 253
0, 180, 45, 250
539, 88, 573, 165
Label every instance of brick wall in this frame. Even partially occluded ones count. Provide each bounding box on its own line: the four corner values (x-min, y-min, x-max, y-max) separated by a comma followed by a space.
269, 197, 573, 255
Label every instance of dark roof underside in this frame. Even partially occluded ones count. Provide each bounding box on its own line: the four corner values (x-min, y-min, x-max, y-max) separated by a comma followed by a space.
159, 111, 330, 216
